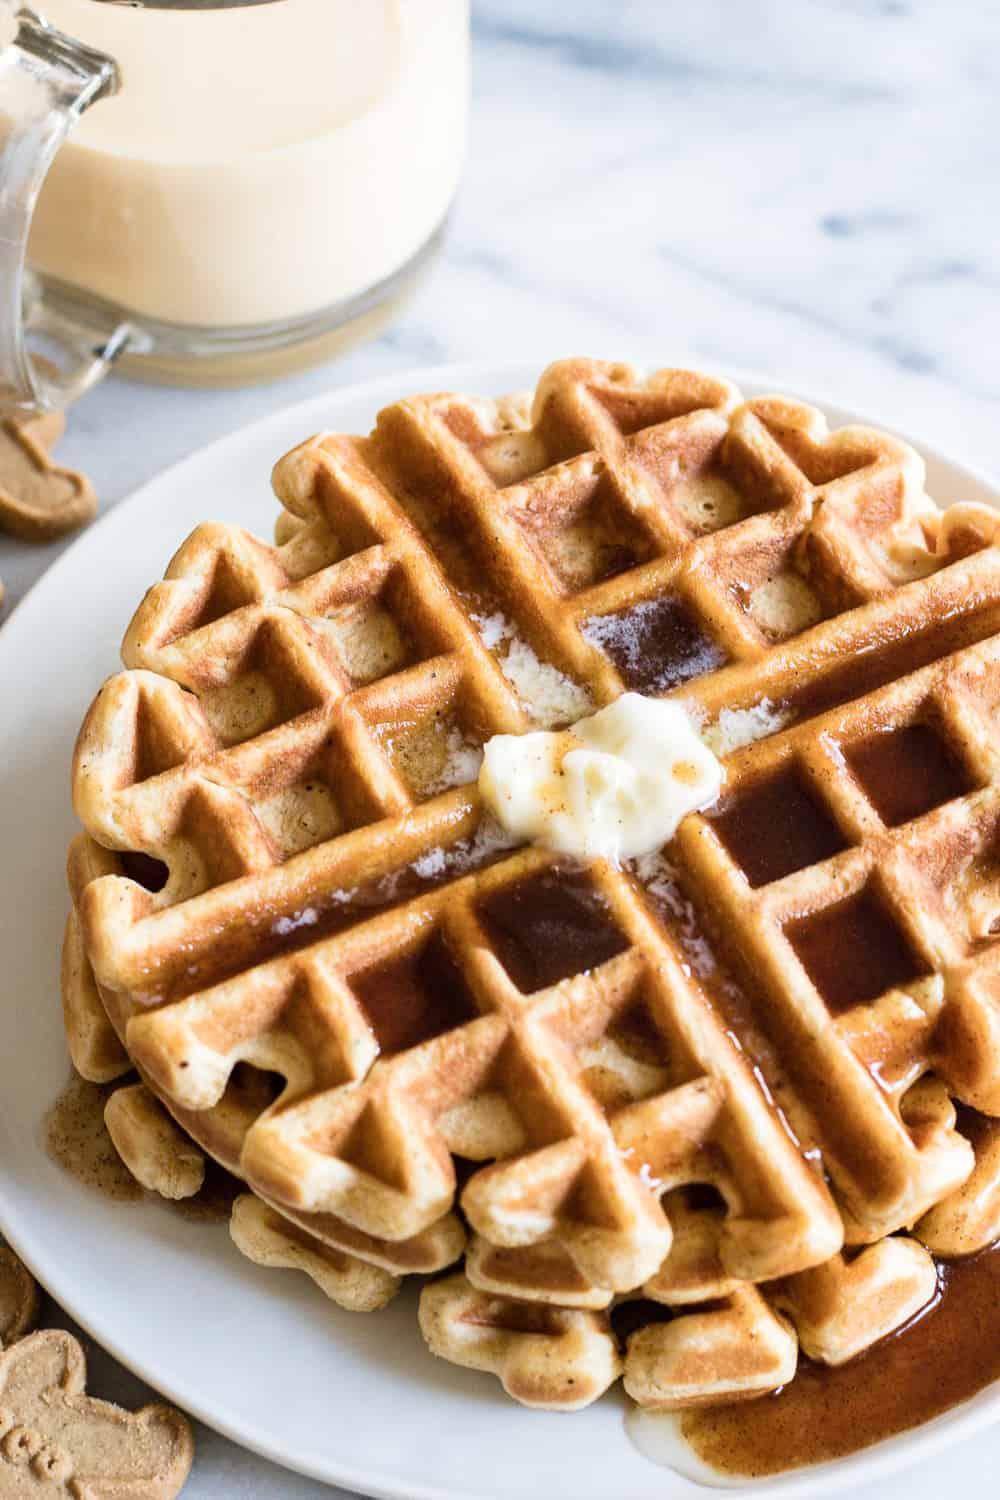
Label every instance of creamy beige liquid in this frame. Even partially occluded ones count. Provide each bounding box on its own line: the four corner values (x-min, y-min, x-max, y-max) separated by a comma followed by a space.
28, 0, 467, 327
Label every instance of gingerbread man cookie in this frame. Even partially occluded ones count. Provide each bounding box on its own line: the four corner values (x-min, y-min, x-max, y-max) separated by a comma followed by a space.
0, 1249, 38, 1348
0, 409, 96, 542
0, 1247, 193, 1496
0, 1329, 193, 1497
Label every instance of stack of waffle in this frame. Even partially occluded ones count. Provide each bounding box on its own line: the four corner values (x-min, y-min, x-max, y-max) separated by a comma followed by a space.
63, 359, 1000, 1411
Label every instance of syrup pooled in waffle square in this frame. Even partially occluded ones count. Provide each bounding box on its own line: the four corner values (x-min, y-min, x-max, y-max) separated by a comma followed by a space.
66, 359, 1000, 1411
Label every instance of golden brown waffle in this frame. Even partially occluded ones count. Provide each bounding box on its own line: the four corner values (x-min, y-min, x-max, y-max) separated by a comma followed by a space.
228, 1194, 399, 1314
65, 358, 1000, 1412
419, 1273, 622, 1411
104, 1081, 205, 1200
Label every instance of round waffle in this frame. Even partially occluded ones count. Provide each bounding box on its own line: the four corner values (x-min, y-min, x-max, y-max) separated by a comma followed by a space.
64, 359, 1000, 1412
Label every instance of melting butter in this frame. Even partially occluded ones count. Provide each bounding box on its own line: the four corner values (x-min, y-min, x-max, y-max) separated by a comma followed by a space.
479, 693, 722, 863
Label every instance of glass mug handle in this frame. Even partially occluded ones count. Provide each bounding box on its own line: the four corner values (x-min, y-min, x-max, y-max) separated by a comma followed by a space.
0, 7, 127, 413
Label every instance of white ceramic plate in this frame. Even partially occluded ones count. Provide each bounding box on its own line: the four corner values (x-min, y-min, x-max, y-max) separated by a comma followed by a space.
1, 363, 999, 1500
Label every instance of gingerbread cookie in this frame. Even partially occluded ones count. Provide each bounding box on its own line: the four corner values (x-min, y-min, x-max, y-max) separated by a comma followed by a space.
0, 408, 96, 542
0, 1248, 38, 1348
0, 1328, 193, 1497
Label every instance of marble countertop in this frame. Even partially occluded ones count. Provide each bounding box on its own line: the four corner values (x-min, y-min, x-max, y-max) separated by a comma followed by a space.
2, 2, 998, 1495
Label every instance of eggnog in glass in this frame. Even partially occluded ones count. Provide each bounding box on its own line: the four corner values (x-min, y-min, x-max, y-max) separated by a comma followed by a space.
0, 0, 468, 405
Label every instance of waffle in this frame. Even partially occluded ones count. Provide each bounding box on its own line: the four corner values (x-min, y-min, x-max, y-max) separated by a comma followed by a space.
104, 1080, 205, 1200
64, 358, 1000, 1414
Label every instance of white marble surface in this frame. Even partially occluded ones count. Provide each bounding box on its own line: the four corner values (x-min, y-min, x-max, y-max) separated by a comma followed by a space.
2, 1, 999, 1495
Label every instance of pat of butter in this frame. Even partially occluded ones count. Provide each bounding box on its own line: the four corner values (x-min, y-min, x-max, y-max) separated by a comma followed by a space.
479, 692, 722, 862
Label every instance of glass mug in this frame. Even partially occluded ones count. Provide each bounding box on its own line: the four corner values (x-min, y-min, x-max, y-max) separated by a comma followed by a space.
0, 0, 468, 411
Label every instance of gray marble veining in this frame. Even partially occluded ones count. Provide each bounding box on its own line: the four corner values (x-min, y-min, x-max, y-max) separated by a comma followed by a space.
1, 3, 998, 1495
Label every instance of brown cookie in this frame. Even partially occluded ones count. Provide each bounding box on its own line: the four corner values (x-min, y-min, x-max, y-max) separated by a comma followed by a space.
0, 1328, 193, 1497
0, 1249, 39, 1347
0, 409, 96, 542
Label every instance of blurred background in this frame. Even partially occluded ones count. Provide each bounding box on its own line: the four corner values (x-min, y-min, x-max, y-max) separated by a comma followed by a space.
2, 0, 997, 609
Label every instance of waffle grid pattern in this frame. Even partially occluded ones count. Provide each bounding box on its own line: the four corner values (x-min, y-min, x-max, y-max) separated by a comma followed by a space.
66, 359, 1000, 1412
672, 637, 1000, 1238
